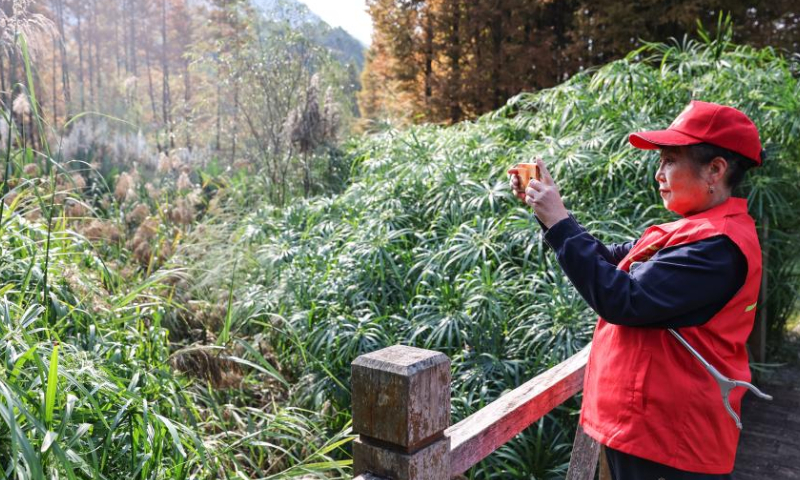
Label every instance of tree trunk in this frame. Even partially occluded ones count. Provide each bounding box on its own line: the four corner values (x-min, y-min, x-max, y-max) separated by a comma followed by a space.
93, 0, 102, 94
87, 10, 95, 110
231, 79, 238, 162
145, 45, 162, 151
491, 9, 503, 110
54, 0, 72, 119
424, 8, 433, 109
76, 1, 86, 112
448, 0, 462, 123
279, 150, 292, 206
215, 80, 221, 152
184, 57, 192, 150
751, 218, 769, 363
130, 0, 138, 76
470, 3, 483, 114
303, 152, 311, 198
118, 0, 126, 75
161, 0, 173, 149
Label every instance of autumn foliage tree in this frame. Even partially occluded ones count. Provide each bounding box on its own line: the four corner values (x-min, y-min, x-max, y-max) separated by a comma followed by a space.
569, 0, 800, 67
2, 0, 358, 206
361, 0, 800, 125
360, 0, 576, 125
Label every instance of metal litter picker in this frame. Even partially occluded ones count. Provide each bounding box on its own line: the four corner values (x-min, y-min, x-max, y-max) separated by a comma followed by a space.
668, 328, 773, 429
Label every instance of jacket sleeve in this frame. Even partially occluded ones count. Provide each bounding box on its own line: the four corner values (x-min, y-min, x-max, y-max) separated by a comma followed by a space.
536, 213, 636, 267
539, 214, 747, 328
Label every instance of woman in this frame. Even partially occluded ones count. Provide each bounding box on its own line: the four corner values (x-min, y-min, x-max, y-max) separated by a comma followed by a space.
510, 100, 764, 479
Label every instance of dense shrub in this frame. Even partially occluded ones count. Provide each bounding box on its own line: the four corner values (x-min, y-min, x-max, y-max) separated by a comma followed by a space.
243, 29, 800, 478
2, 24, 797, 480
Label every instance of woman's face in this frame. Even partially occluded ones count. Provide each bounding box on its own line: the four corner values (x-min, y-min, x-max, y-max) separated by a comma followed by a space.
655, 147, 710, 217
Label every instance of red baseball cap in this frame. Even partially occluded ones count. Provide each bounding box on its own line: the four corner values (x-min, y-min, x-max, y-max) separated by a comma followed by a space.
629, 100, 763, 165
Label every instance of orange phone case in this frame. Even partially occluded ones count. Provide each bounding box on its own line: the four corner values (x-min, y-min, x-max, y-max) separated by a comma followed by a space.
507, 163, 540, 200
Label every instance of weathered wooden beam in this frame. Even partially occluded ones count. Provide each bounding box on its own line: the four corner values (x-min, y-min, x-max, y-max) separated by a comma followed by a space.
351, 345, 451, 480
599, 446, 613, 480
565, 424, 601, 480
446, 343, 591, 477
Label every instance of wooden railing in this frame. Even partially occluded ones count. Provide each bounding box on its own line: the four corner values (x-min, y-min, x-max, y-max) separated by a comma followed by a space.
350, 342, 604, 480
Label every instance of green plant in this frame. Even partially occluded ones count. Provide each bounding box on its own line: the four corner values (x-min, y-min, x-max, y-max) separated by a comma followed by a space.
229, 24, 800, 479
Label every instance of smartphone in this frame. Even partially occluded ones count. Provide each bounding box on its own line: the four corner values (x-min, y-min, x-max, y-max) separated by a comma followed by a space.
507, 163, 540, 200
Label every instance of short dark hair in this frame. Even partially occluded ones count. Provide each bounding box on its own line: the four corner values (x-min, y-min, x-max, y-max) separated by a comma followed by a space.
684, 143, 757, 190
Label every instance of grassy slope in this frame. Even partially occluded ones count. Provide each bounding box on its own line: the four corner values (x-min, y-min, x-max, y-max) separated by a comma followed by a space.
239, 30, 800, 479
2, 27, 798, 480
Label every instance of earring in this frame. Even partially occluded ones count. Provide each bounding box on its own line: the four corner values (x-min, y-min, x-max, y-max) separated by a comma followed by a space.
708, 185, 715, 194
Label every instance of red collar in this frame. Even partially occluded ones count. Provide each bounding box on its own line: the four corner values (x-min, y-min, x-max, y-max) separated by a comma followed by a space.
654, 197, 748, 234
683, 197, 748, 221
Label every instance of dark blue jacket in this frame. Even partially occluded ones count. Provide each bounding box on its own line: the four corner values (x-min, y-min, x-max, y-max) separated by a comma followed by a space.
538, 214, 747, 328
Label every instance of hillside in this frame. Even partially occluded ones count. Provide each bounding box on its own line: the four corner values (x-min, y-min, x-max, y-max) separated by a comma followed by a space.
252, 0, 366, 69
1, 20, 798, 479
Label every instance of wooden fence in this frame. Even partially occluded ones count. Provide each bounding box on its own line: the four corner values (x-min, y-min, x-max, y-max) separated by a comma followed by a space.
350, 342, 607, 480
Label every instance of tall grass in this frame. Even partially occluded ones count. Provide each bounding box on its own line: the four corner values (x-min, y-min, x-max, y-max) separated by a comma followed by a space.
0, 28, 351, 479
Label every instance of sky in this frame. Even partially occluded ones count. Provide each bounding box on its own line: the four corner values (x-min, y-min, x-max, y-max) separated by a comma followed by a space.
297, 0, 373, 45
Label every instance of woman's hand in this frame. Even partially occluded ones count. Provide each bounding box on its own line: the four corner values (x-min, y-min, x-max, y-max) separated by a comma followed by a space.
509, 172, 525, 200
510, 158, 569, 228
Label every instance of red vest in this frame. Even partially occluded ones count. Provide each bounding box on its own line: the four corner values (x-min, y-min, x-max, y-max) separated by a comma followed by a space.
579, 197, 762, 474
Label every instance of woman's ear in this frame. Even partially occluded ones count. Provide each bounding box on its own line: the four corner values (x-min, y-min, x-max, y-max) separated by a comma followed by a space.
709, 156, 729, 183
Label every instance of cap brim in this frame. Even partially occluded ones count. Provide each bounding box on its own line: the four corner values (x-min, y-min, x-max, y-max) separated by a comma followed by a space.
629, 130, 703, 150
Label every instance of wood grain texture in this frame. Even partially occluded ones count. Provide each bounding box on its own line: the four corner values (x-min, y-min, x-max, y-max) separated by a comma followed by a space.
599, 446, 612, 480
352, 345, 450, 451
353, 436, 450, 480
734, 364, 800, 480
565, 424, 600, 480
446, 343, 591, 476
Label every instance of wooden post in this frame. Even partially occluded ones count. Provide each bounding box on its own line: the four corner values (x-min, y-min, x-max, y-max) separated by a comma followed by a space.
351, 345, 451, 480
749, 218, 768, 363
598, 446, 613, 480
565, 425, 600, 480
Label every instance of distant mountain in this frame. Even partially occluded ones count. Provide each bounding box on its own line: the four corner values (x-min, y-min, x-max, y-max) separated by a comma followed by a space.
251, 0, 366, 69
251, 0, 323, 27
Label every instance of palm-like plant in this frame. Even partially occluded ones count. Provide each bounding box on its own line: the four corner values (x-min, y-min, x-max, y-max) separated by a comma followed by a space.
233, 22, 800, 480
